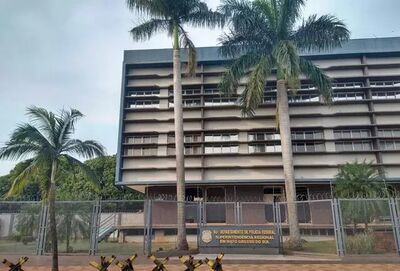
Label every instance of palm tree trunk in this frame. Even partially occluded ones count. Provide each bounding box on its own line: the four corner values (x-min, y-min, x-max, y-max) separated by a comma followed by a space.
172, 24, 189, 251
277, 80, 301, 244
49, 160, 59, 271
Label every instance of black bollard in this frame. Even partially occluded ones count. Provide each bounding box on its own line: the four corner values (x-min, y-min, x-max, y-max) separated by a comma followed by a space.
2, 257, 29, 271
115, 254, 138, 271
148, 254, 169, 271
204, 253, 224, 271
89, 255, 116, 271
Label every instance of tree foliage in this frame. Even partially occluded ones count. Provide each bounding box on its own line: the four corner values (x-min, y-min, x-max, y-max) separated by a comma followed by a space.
0, 156, 143, 201
218, 0, 350, 116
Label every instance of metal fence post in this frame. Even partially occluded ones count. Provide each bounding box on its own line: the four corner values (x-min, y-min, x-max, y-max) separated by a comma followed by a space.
89, 200, 101, 255
274, 202, 283, 254
331, 198, 345, 256
388, 198, 400, 256
144, 199, 152, 256
36, 203, 48, 255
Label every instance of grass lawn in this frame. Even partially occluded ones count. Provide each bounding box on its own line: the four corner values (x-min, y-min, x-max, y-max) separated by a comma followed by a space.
284, 240, 337, 255
0, 238, 196, 256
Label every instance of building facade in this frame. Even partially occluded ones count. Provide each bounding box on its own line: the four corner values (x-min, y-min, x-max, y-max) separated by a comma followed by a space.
116, 37, 400, 215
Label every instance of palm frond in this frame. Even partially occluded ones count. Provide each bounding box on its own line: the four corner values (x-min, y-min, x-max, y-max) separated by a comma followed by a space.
130, 19, 170, 41
55, 108, 83, 147
299, 58, 332, 103
278, 0, 305, 36
26, 106, 57, 146
6, 157, 48, 198
62, 139, 106, 159
219, 53, 261, 96
186, 2, 226, 28
253, 0, 279, 32
293, 14, 350, 51
273, 40, 300, 85
240, 56, 272, 116
179, 28, 197, 76
61, 155, 100, 191
126, 0, 166, 17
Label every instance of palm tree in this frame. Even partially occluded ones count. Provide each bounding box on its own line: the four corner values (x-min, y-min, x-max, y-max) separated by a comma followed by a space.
0, 106, 105, 271
218, 0, 350, 246
56, 202, 91, 253
126, 0, 225, 250
335, 161, 391, 231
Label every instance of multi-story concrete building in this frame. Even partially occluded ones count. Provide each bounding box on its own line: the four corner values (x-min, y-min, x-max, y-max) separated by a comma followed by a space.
116, 37, 400, 220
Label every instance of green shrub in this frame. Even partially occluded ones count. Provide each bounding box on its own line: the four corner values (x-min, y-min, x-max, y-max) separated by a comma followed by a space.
346, 232, 375, 254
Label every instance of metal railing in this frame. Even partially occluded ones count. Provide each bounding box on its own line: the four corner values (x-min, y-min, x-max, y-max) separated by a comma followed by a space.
0, 198, 400, 256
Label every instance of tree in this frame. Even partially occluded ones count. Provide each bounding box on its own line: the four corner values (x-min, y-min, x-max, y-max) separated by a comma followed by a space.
56, 202, 91, 253
0, 106, 105, 271
218, 0, 349, 246
335, 161, 390, 231
126, 0, 225, 250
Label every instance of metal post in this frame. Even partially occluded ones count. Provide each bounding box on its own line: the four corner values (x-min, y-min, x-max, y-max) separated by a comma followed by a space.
388, 198, 400, 256
275, 202, 283, 254
89, 200, 101, 256
144, 199, 152, 256
36, 204, 48, 255
331, 198, 345, 256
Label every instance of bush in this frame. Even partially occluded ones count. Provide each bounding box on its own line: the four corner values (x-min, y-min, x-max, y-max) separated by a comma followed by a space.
346, 232, 375, 254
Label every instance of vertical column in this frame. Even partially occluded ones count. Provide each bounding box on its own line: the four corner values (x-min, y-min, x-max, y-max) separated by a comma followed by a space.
331, 198, 345, 256
144, 199, 153, 255
36, 204, 49, 255
89, 200, 101, 256
200, 64, 206, 181
362, 55, 384, 173
388, 198, 400, 255
324, 129, 336, 152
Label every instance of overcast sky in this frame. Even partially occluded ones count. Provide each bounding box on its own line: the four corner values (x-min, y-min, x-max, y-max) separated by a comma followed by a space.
0, 0, 399, 175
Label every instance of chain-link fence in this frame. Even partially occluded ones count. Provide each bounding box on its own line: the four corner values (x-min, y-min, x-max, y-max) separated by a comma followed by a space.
0, 201, 41, 255
0, 198, 399, 256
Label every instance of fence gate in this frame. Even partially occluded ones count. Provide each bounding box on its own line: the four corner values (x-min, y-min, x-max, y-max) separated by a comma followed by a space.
36, 204, 48, 255
389, 198, 400, 255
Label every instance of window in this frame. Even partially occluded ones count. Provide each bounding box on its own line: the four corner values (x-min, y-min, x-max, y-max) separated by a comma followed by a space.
293, 142, 325, 152
249, 144, 282, 153
289, 93, 320, 103
204, 88, 220, 94
204, 145, 239, 154
248, 132, 280, 141
372, 90, 400, 100
378, 129, 400, 138
184, 134, 201, 143
370, 80, 400, 87
124, 147, 157, 156
185, 146, 202, 155
334, 129, 371, 139
333, 92, 365, 101
332, 82, 363, 89
204, 97, 237, 106
169, 98, 201, 107
291, 131, 324, 140
381, 140, 400, 150
335, 141, 372, 151
128, 89, 160, 96
263, 95, 276, 104
128, 100, 159, 108
182, 89, 201, 95
204, 133, 238, 142
125, 135, 158, 144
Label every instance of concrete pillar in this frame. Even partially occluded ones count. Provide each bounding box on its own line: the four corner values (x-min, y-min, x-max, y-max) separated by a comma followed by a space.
324, 129, 336, 152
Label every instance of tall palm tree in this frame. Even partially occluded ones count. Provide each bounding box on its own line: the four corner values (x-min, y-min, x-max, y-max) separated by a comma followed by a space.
218, 0, 349, 246
126, 0, 225, 250
0, 106, 105, 271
